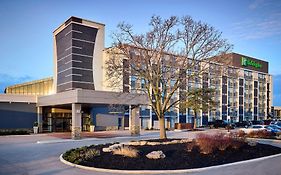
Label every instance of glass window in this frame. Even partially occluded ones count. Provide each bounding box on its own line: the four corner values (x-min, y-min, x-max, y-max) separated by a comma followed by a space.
31, 84, 35, 95
23, 85, 28, 94
131, 76, 136, 89
19, 87, 24, 94
44, 82, 48, 95
27, 85, 32, 95
40, 82, 44, 94
141, 78, 145, 89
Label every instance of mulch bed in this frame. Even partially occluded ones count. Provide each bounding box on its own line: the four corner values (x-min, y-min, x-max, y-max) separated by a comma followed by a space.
67, 141, 281, 170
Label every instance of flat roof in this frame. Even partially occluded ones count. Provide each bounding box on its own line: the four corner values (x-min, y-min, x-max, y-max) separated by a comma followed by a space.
37, 89, 148, 107
5, 77, 53, 89
53, 16, 105, 34
0, 94, 37, 103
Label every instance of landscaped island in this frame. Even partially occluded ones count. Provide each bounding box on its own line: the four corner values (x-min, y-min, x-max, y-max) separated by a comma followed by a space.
62, 133, 281, 170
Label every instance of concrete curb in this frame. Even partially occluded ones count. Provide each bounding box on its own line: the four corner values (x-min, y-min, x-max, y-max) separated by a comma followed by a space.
60, 150, 281, 174
249, 138, 281, 144
0, 133, 50, 137
37, 137, 102, 144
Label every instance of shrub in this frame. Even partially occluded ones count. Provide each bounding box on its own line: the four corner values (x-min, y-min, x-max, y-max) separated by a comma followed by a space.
228, 132, 246, 149
63, 146, 100, 164
248, 130, 274, 139
196, 133, 247, 154
229, 131, 246, 143
231, 139, 245, 149
229, 130, 246, 138
0, 129, 30, 136
63, 149, 81, 163
84, 149, 101, 160
216, 135, 232, 151
33, 122, 38, 127
186, 139, 196, 152
196, 134, 217, 154
236, 130, 247, 138
112, 146, 139, 158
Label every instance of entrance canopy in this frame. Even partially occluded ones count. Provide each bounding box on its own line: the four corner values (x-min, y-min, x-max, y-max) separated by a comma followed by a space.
37, 89, 149, 107
0, 94, 36, 103
36, 89, 147, 139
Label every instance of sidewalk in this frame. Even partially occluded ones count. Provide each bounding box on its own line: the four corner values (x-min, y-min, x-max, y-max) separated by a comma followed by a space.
37, 130, 162, 144
46, 130, 132, 139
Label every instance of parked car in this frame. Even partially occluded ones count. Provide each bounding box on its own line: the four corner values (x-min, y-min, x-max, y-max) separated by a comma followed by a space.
271, 124, 281, 130
208, 120, 235, 129
265, 125, 281, 133
251, 120, 264, 125
240, 125, 267, 134
275, 121, 281, 127
263, 120, 273, 125
235, 121, 251, 128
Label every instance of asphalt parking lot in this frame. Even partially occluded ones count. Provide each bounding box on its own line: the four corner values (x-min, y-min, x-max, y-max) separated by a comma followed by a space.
0, 129, 280, 175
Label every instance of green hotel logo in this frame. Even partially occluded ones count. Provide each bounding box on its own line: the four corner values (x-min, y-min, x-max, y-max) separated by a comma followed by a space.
241, 57, 262, 69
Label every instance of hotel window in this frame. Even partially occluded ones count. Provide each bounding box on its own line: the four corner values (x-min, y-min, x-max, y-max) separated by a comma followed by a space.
141, 78, 145, 89
130, 76, 137, 89
170, 79, 176, 88
258, 73, 265, 79
228, 67, 235, 76
258, 73, 266, 82
244, 70, 252, 79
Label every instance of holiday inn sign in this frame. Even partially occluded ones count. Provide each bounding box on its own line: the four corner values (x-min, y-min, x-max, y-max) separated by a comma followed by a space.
241, 57, 262, 69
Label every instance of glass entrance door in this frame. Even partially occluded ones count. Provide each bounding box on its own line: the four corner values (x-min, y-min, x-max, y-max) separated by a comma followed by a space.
52, 117, 71, 132
45, 112, 72, 132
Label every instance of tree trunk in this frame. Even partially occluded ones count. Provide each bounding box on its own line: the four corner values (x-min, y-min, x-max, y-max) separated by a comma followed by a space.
193, 111, 197, 129
159, 117, 167, 139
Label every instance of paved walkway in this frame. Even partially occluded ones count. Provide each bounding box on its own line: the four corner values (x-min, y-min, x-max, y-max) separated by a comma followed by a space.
46, 130, 133, 139
0, 130, 280, 175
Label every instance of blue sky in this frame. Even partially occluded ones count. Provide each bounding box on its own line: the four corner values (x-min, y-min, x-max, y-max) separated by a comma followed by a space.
0, 0, 280, 105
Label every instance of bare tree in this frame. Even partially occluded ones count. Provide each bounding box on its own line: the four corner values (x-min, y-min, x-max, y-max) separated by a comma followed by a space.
105, 15, 232, 139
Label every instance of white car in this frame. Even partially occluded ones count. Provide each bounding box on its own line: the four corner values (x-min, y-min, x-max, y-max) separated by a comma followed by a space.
240, 125, 267, 134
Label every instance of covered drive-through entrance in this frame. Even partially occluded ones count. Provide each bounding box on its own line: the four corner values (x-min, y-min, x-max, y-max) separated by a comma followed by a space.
37, 89, 148, 139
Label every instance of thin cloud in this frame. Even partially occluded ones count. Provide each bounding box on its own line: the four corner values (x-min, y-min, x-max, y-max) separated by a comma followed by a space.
0, 74, 33, 93
249, 0, 265, 10
230, 12, 281, 40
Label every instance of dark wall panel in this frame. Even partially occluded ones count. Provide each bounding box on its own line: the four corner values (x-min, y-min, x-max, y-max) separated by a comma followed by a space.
0, 103, 37, 129
179, 115, 186, 123
56, 22, 98, 92
231, 53, 269, 73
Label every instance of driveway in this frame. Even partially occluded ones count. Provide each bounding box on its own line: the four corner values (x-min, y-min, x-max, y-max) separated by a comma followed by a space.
0, 130, 280, 175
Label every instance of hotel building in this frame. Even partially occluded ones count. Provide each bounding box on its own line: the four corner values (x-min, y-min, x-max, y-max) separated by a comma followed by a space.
0, 17, 273, 136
